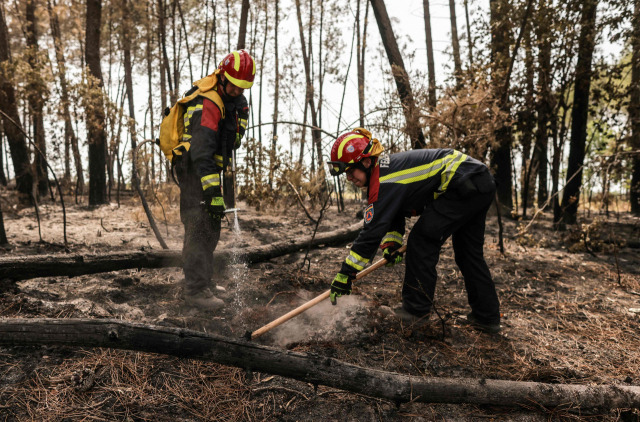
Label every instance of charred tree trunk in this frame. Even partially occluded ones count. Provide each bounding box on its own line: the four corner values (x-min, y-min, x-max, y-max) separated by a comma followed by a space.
369, 0, 426, 149
0, 6, 33, 196
0, 222, 363, 282
423, 0, 437, 109
86, 0, 108, 206
520, 31, 536, 219
449, 0, 462, 88
25, 0, 48, 198
2, 318, 640, 411
489, 0, 513, 213
0, 201, 7, 245
534, 0, 552, 210
559, 0, 597, 226
48, 0, 84, 194
630, 0, 640, 215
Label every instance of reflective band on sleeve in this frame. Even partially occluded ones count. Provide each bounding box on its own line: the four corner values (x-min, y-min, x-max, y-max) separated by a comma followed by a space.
239, 118, 248, 129
381, 231, 403, 245
201, 173, 220, 191
345, 250, 369, 271
380, 151, 461, 185
214, 154, 224, 167
434, 152, 467, 199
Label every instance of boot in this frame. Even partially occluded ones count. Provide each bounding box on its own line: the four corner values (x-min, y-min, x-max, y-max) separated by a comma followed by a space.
184, 288, 224, 311
393, 304, 431, 329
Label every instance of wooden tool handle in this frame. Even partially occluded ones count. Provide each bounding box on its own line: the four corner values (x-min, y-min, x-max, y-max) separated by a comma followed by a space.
250, 244, 407, 339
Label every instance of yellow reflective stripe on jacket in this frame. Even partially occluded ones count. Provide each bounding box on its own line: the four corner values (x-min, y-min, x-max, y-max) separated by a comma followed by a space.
345, 249, 369, 271
214, 154, 224, 167
381, 231, 403, 245
380, 151, 467, 193
239, 118, 248, 130
435, 152, 467, 199
200, 173, 220, 191
183, 104, 203, 140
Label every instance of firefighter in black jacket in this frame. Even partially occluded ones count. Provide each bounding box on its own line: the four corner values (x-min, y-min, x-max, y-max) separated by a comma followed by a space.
327, 128, 501, 332
176, 50, 254, 310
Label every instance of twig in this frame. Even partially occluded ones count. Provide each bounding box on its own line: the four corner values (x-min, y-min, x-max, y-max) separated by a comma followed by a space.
286, 180, 317, 225
100, 218, 111, 233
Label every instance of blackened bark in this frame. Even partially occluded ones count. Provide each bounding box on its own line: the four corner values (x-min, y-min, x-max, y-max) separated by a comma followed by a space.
534, 0, 552, 209
559, 0, 597, 225
369, 0, 426, 149
520, 31, 536, 218
489, 0, 513, 211
423, 0, 437, 108
630, 0, 640, 215
85, 0, 108, 205
0, 6, 33, 195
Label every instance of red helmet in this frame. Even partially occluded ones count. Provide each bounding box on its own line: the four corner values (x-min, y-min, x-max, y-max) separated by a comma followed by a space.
328, 128, 384, 176
218, 49, 256, 89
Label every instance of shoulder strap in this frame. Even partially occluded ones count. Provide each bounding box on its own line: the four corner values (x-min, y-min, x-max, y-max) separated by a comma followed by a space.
179, 71, 226, 118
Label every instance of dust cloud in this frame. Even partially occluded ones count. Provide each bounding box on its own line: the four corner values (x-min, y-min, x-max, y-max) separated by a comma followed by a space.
269, 293, 371, 348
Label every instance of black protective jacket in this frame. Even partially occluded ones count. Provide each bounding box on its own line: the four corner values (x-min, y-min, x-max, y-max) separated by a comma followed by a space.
340, 149, 490, 275
183, 93, 249, 182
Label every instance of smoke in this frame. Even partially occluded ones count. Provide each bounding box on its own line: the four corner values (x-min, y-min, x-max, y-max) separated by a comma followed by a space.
269, 292, 370, 348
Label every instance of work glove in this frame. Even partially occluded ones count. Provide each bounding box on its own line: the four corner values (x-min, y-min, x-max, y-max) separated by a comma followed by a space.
234, 132, 242, 150
330, 272, 355, 305
201, 186, 226, 221
381, 241, 403, 267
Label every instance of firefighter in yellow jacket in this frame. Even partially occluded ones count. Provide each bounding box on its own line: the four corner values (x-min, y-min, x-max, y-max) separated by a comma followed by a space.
175, 50, 254, 310
327, 128, 501, 333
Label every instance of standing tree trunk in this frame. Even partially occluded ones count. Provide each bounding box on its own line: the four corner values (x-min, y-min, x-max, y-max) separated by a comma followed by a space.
489, 0, 513, 212
294, 0, 323, 171
85, 0, 108, 206
48, 0, 83, 194
369, 0, 426, 149
25, 0, 48, 198
464, 0, 473, 68
630, 0, 640, 215
356, 0, 370, 126
237, 0, 250, 49
423, 0, 437, 109
559, 0, 598, 226
0, 6, 33, 196
269, 0, 280, 189
533, 0, 552, 209
449, 0, 462, 88
520, 30, 536, 219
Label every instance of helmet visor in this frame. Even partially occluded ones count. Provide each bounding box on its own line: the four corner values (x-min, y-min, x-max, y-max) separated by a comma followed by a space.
327, 161, 350, 176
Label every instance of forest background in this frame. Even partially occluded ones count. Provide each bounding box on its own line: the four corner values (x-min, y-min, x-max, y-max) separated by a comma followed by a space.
0, 0, 639, 236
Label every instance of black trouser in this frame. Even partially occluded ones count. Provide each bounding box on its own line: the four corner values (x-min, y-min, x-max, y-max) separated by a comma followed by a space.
402, 170, 500, 324
175, 157, 221, 296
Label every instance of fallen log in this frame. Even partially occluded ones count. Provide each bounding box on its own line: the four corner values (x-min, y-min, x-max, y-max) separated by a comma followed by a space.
0, 223, 362, 282
1, 317, 639, 411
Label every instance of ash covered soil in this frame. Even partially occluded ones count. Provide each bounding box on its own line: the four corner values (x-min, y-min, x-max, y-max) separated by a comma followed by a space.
1, 191, 640, 421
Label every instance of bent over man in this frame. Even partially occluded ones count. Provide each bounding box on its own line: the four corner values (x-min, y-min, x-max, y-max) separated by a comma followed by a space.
328, 128, 501, 332
175, 50, 255, 310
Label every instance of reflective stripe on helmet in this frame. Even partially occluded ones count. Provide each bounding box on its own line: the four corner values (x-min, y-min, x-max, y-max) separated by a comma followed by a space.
232, 51, 241, 71
224, 71, 253, 89
337, 134, 361, 160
